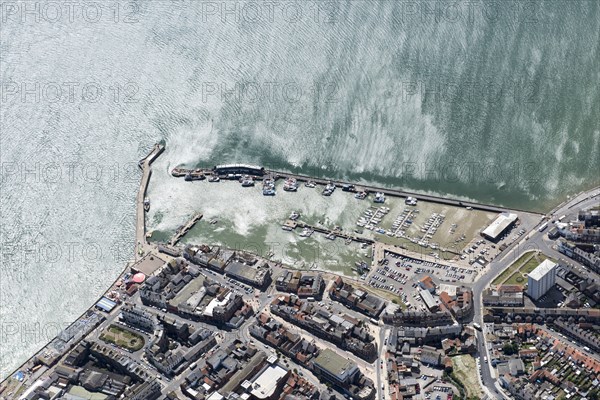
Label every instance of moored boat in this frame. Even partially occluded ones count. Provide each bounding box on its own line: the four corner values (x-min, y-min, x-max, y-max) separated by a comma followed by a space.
185, 171, 206, 181
283, 177, 299, 191
241, 175, 255, 187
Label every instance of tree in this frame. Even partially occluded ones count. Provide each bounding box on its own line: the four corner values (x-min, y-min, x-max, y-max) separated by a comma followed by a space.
503, 342, 519, 355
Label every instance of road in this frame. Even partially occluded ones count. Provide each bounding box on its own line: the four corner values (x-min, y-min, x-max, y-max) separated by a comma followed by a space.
470, 186, 600, 398
376, 326, 389, 400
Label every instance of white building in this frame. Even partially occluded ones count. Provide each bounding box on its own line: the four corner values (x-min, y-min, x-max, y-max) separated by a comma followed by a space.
527, 260, 557, 300
482, 212, 518, 241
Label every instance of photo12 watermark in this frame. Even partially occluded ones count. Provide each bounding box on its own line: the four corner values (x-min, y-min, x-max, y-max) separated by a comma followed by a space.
396, 78, 543, 105
0, 81, 140, 104
1, 161, 141, 185
200, 80, 339, 105
197, 1, 339, 24
393, 1, 540, 24
0, 1, 140, 24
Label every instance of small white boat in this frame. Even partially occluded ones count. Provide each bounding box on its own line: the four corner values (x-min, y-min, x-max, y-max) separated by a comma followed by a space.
354, 191, 367, 200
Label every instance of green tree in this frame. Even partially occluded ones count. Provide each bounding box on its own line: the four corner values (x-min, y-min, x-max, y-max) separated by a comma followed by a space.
503, 342, 519, 355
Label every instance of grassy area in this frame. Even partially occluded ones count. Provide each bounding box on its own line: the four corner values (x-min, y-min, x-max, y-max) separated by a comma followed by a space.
505, 270, 527, 285
100, 324, 145, 352
520, 253, 549, 274
492, 264, 520, 285
451, 355, 484, 399
493, 250, 552, 286
354, 282, 407, 310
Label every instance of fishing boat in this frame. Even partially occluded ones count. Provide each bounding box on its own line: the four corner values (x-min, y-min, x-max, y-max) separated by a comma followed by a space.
283, 177, 299, 191
262, 177, 276, 195
299, 227, 314, 237
143, 197, 150, 212
171, 167, 187, 177
241, 176, 255, 187
184, 171, 206, 181
322, 182, 335, 196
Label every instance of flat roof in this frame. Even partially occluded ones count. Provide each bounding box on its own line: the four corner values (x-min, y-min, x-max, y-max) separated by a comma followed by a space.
313, 348, 357, 380
419, 289, 440, 309
96, 297, 117, 313
215, 164, 262, 170
528, 259, 557, 281
130, 253, 166, 275
203, 292, 232, 316
438, 284, 457, 297
226, 262, 259, 280
250, 365, 288, 399
482, 212, 518, 239
207, 392, 224, 400
66, 385, 108, 399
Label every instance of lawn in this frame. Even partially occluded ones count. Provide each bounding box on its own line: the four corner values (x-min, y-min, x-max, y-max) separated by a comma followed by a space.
505, 270, 527, 285
100, 324, 145, 352
493, 251, 552, 286
520, 253, 549, 274
492, 265, 520, 285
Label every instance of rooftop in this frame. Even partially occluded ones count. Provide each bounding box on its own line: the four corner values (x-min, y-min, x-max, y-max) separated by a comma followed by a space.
249, 364, 288, 399
313, 348, 357, 380
482, 212, 518, 239
528, 259, 557, 281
